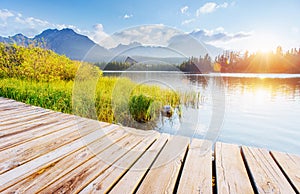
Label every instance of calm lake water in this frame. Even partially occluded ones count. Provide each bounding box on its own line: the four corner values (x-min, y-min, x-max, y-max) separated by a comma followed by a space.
104, 71, 300, 155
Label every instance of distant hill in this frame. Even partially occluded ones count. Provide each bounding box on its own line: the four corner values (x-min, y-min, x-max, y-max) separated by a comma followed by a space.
0, 28, 112, 61
0, 28, 223, 63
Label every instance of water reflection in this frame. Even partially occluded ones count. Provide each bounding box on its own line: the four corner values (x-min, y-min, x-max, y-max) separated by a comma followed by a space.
186, 75, 300, 155
104, 72, 300, 155
187, 75, 300, 101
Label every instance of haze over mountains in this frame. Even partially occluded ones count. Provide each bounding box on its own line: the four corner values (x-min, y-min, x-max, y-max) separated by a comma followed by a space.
0, 28, 223, 63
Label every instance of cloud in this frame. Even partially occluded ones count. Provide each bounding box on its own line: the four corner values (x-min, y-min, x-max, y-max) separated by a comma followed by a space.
90, 24, 109, 43
0, 9, 14, 21
190, 27, 251, 43
196, 2, 228, 16
0, 9, 14, 20
0, 8, 109, 46
123, 14, 133, 19
0, 9, 55, 37
99, 24, 182, 48
180, 6, 189, 14
181, 19, 195, 25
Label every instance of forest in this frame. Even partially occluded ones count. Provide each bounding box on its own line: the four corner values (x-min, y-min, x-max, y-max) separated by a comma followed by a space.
214, 46, 300, 73
93, 46, 300, 74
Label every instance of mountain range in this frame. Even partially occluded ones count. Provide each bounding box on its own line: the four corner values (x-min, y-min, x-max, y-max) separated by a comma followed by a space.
0, 28, 223, 63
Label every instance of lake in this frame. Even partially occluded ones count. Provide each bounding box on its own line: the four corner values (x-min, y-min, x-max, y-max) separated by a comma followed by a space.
104, 71, 300, 155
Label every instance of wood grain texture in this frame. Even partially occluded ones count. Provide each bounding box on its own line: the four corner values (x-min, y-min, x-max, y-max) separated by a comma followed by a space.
0, 112, 61, 132
1, 125, 123, 193
271, 151, 300, 192
0, 99, 299, 193
216, 142, 253, 194
177, 139, 213, 194
110, 134, 169, 194
38, 134, 144, 194
0, 117, 82, 151
0, 119, 103, 175
242, 146, 295, 194
79, 133, 158, 193
136, 135, 189, 194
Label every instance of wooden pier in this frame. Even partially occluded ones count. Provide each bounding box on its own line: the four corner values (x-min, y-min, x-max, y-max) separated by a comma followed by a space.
0, 97, 299, 193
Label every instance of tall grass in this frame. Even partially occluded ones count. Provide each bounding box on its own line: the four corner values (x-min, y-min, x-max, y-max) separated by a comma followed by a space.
0, 78, 72, 113
0, 77, 184, 127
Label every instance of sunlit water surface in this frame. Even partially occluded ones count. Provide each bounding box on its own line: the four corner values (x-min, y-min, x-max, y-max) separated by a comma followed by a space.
104, 72, 300, 155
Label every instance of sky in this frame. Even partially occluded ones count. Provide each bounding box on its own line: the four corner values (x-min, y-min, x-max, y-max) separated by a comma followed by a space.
1, 0, 300, 52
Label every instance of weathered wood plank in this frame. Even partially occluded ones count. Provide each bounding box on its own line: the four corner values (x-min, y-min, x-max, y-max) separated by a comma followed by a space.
0, 98, 15, 104
1, 125, 125, 193
0, 119, 107, 175
0, 105, 43, 117
0, 110, 54, 126
110, 134, 169, 194
0, 112, 72, 136
271, 151, 300, 192
0, 102, 30, 110
0, 117, 84, 151
0, 124, 119, 192
216, 142, 253, 194
242, 146, 295, 193
0, 100, 22, 107
80, 133, 160, 193
136, 135, 189, 193
177, 139, 213, 194
38, 134, 146, 193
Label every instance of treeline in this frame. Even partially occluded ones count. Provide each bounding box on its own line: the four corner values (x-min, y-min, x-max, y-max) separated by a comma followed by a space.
179, 54, 213, 73
95, 61, 132, 70
214, 46, 300, 73
0, 43, 81, 81
95, 61, 180, 71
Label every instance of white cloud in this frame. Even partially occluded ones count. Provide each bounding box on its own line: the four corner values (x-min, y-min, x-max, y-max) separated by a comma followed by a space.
180, 6, 189, 14
190, 27, 252, 43
196, 2, 228, 16
123, 14, 133, 19
0, 9, 55, 37
181, 19, 195, 25
99, 24, 182, 48
0, 9, 14, 20
90, 24, 109, 43
0, 8, 99, 40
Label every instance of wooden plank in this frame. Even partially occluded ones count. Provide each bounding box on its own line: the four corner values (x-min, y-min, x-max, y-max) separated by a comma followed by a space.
0, 98, 15, 104
242, 146, 295, 193
37, 133, 146, 193
110, 134, 169, 194
0, 112, 73, 136
79, 133, 159, 193
0, 103, 30, 110
1, 125, 125, 193
271, 151, 300, 192
177, 139, 213, 194
0, 106, 43, 117
0, 117, 85, 151
215, 142, 253, 194
0, 110, 54, 126
136, 135, 189, 193
0, 124, 119, 192
0, 100, 21, 106
0, 119, 105, 175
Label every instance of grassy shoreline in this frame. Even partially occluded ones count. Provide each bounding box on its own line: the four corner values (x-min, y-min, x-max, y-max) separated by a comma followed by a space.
0, 77, 182, 129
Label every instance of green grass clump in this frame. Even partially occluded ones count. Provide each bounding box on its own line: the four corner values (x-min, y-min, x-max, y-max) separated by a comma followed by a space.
129, 94, 154, 123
